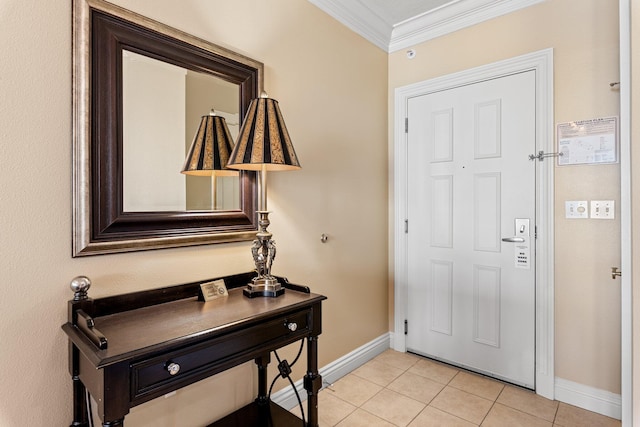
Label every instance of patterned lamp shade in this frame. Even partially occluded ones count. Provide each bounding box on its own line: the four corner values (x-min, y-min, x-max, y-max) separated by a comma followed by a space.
225, 94, 301, 298
181, 113, 238, 176
226, 94, 301, 171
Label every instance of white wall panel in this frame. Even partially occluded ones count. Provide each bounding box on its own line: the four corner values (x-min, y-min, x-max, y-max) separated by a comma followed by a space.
431, 175, 454, 248
474, 172, 501, 252
475, 99, 502, 159
430, 260, 454, 335
473, 265, 501, 347
431, 108, 454, 162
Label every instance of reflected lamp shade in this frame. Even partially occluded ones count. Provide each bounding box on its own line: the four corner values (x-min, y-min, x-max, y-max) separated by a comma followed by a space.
181, 113, 238, 176
226, 95, 301, 171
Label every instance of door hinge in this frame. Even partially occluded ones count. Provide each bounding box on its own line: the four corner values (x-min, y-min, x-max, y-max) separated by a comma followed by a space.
535, 225, 538, 239
404, 319, 408, 335
404, 219, 409, 233
405, 117, 408, 133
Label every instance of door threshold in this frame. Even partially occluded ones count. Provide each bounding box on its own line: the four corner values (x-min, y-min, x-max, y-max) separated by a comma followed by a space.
407, 349, 535, 391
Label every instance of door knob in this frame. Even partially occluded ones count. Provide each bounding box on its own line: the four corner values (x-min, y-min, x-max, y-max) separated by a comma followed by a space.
611, 267, 622, 279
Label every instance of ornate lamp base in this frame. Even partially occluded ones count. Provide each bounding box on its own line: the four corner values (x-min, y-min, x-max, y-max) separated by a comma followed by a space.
243, 276, 284, 298
244, 210, 285, 298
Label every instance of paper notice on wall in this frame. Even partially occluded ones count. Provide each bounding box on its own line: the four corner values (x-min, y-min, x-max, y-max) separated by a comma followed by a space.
557, 117, 618, 166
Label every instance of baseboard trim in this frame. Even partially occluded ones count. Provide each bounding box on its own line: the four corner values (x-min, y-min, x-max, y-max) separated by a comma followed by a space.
555, 377, 621, 420
271, 333, 391, 410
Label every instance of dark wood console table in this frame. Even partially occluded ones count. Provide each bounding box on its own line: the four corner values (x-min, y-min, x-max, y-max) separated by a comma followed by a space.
62, 272, 326, 426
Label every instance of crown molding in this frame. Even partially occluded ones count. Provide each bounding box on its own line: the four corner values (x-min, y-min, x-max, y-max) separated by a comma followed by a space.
389, 0, 545, 52
307, 0, 392, 51
309, 0, 545, 53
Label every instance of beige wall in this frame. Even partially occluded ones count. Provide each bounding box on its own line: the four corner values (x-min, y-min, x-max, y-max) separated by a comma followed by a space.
388, 0, 621, 394
0, 0, 388, 425
1, 0, 629, 424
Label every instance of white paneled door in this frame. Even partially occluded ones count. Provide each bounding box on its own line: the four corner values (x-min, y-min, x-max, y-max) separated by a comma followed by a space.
406, 70, 537, 388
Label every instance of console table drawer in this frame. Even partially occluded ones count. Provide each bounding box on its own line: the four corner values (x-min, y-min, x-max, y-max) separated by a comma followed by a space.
130, 309, 310, 402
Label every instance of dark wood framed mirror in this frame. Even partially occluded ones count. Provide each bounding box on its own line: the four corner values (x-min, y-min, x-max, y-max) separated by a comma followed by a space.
73, 0, 261, 256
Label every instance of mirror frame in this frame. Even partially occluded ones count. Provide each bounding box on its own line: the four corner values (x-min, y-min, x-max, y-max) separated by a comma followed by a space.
73, 0, 262, 256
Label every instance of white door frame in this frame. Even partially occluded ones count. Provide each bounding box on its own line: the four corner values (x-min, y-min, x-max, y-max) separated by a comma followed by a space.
393, 48, 555, 399
618, 0, 632, 424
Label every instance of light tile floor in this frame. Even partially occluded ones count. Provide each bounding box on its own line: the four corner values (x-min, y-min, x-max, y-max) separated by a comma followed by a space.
290, 350, 621, 427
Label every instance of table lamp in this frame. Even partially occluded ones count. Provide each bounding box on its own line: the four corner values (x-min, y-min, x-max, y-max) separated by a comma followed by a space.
181, 110, 238, 209
226, 92, 301, 297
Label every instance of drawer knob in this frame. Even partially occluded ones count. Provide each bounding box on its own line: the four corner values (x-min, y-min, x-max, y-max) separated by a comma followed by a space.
166, 362, 181, 376
287, 322, 298, 332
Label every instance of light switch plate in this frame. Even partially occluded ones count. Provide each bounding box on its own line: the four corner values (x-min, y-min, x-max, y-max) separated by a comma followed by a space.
565, 201, 588, 218
590, 200, 615, 219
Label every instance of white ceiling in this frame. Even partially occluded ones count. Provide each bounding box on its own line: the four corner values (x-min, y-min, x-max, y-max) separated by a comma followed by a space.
308, 0, 545, 52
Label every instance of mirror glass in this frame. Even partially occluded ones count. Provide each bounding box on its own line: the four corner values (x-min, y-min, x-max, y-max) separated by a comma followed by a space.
122, 50, 240, 212
72, 0, 262, 256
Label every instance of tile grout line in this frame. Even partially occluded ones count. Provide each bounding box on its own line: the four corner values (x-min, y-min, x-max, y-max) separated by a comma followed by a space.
478, 385, 506, 426
416, 366, 487, 425
378, 355, 426, 427
552, 402, 561, 426
357, 353, 440, 426
353, 354, 500, 426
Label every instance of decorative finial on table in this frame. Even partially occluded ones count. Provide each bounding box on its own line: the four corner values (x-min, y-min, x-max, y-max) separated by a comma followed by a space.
70, 276, 91, 301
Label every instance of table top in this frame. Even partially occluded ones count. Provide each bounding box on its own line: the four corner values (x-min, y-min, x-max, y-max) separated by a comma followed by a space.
63, 287, 325, 367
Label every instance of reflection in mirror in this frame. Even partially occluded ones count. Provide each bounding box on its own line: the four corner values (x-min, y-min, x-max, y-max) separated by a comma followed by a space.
122, 50, 240, 212
72, 0, 262, 256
